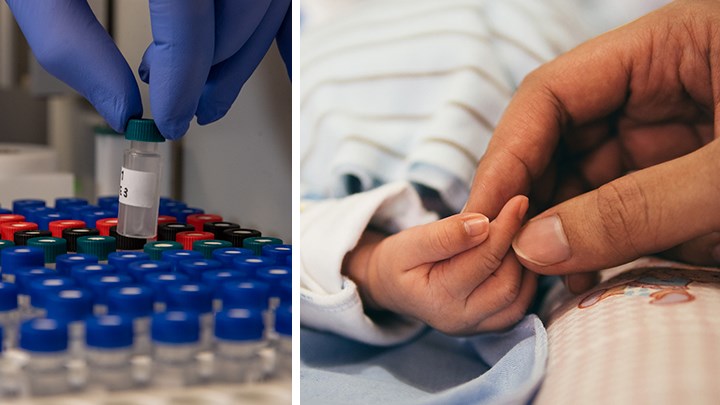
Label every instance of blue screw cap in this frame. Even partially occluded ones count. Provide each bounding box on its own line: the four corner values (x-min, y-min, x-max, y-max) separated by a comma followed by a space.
107, 285, 155, 318
221, 281, 270, 310
151, 311, 200, 344
214, 309, 264, 341
19, 318, 68, 352
86, 315, 134, 349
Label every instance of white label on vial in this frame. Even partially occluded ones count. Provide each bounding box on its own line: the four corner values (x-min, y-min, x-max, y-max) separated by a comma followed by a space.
119, 167, 157, 208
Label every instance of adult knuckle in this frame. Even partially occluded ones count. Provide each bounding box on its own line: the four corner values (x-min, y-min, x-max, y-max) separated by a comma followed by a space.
594, 178, 651, 256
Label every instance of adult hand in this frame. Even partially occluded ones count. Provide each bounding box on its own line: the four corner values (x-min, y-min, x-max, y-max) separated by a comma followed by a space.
7, 0, 142, 133
138, 0, 291, 139
343, 195, 537, 335
464, 0, 720, 293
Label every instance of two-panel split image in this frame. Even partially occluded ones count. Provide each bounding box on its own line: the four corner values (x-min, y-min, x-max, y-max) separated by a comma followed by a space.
1, 1, 720, 404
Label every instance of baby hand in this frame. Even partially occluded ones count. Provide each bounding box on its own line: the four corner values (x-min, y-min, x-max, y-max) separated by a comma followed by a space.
343, 195, 536, 335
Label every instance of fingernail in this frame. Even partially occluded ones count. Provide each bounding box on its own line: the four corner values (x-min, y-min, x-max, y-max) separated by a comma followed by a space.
463, 214, 489, 237
513, 214, 571, 266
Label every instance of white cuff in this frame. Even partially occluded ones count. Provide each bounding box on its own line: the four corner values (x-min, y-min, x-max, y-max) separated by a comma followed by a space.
300, 182, 437, 345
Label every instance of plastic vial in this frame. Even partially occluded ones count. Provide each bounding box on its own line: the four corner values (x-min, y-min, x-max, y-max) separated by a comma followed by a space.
96, 196, 119, 211
26, 236, 67, 268
158, 200, 186, 217
24, 207, 56, 225
212, 247, 253, 267
176, 231, 214, 250
117, 118, 165, 239
232, 255, 275, 278
19, 318, 70, 396
36, 213, 71, 232
177, 259, 223, 282
255, 266, 291, 337
213, 309, 266, 383
1, 246, 44, 283
76, 235, 116, 262
243, 236, 283, 256
107, 286, 155, 356
0, 283, 19, 350
55, 198, 88, 212
86, 274, 133, 315
85, 315, 135, 391
186, 214, 222, 232
50, 220, 87, 238
168, 207, 203, 224
27, 277, 77, 319
55, 253, 98, 276
201, 270, 248, 312
166, 283, 214, 351
107, 251, 150, 274
13, 230, 52, 246
280, 280, 292, 306
221, 228, 261, 247
126, 260, 171, 284
193, 239, 232, 259
14, 267, 54, 316
95, 218, 118, 236
150, 311, 201, 387
221, 281, 270, 312
157, 223, 194, 242
45, 288, 93, 357
160, 250, 203, 272
61, 228, 100, 253
70, 264, 117, 288
273, 305, 291, 378
12, 199, 44, 217
262, 244, 293, 265
143, 241, 182, 260
0, 222, 38, 244
144, 273, 189, 312
202, 221, 240, 239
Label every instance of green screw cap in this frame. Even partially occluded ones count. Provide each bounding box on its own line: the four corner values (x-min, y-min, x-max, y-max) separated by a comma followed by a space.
77, 236, 117, 261
0, 240, 15, 265
27, 237, 67, 264
243, 237, 283, 256
192, 239, 232, 259
144, 241, 182, 260
125, 119, 165, 143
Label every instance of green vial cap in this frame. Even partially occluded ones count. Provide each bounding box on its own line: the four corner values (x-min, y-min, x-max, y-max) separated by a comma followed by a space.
243, 237, 283, 256
193, 239, 232, 259
0, 240, 15, 265
77, 236, 117, 261
27, 237, 67, 264
144, 241, 182, 260
125, 119, 165, 143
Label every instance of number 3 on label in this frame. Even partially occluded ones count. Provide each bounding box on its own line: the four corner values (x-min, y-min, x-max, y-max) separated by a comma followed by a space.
119, 186, 128, 198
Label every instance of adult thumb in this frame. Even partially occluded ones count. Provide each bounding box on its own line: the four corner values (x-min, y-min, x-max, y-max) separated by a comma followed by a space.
512, 140, 720, 276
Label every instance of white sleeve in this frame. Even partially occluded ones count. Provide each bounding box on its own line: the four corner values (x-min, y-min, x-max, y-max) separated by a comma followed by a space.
300, 181, 438, 346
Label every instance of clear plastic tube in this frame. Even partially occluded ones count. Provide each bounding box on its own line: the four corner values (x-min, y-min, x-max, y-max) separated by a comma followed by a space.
117, 140, 162, 239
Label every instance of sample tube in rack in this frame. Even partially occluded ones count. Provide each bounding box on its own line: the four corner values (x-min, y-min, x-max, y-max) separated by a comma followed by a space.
117, 119, 164, 239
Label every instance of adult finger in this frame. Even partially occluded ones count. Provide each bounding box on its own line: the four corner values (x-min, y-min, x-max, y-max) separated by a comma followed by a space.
139, 0, 215, 139
195, 0, 290, 125
463, 21, 639, 218
432, 195, 528, 299
660, 232, 720, 267
212, 0, 271, 64
513, 140, 720, 275
7, 0, 142, 132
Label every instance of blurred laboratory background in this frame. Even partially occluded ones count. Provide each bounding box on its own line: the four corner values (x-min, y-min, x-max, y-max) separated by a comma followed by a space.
0, 0, 291, 243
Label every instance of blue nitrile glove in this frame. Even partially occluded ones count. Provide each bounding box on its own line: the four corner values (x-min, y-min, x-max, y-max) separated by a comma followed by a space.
138, 0, 292, 140
6, 0, 143, 133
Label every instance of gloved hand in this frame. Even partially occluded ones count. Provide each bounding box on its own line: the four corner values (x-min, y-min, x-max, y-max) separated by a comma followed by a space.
6, 0, 143, 133
138, 0, 291, 139
7, 0, 291, 140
